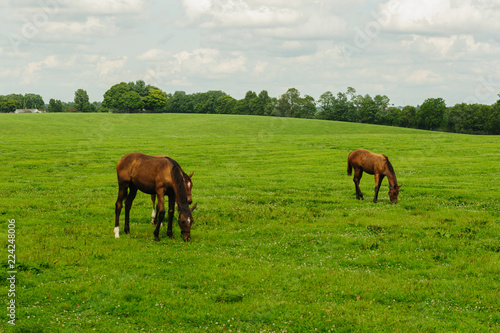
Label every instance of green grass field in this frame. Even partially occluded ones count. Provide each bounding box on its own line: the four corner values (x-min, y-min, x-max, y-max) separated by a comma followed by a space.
1, 113, 499, 332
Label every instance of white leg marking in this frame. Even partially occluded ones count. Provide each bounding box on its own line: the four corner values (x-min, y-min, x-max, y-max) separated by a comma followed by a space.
151, 208, 156, 224
114, 226, 120, 238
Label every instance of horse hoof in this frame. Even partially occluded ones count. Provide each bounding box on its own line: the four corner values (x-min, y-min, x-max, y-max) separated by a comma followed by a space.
154, 238, 160, 242
113, 227, 120, 238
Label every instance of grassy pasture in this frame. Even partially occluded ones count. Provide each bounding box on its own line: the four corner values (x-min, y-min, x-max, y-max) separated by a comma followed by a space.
0, 113, 499, 332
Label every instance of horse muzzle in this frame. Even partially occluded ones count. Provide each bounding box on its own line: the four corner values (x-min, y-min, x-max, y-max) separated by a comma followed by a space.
181, 230, 191, 242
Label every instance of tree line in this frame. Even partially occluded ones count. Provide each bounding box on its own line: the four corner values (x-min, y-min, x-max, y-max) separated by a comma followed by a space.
2, 80, 499, 135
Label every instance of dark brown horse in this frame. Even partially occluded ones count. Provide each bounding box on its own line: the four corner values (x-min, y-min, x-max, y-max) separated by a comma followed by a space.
114, 153, 197, 242
347, 149, 401, 203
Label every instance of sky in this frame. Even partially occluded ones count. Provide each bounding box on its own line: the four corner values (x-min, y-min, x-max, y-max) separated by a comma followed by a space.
1, 0, 500, 107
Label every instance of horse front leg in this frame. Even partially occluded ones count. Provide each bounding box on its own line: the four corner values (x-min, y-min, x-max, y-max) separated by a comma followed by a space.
124, 185, 137, 234
373, 174, 385, 203
153, 190, 165, 242
167, 193, 175, 238
114, 183, 128, 238
353, 169, 364, 200
151, 194, 156, 225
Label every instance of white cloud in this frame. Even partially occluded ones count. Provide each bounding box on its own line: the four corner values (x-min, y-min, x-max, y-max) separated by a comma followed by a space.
405, 69, 443, 85
253, 61, 268, 75
17, 55, 79, 84
383, 0, 498, 36
70, 0, 148, 15
21, 61, 43, 85
42, 17, 119, 41
394, 0, 451, 24
171, 48, 247, 77
2, 1, 500, 105
137, 49, 171, 62
96, 56, 128, 79
180, 0, 300, 28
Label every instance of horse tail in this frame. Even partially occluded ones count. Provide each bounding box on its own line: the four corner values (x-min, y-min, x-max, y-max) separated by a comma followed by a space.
347, 159, 352, 176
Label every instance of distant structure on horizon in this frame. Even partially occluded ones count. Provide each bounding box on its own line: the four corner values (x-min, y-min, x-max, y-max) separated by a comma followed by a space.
14, 109, 46, 113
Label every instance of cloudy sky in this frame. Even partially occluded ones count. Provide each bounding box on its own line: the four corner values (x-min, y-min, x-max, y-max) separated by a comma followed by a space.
1, 0, 500, 106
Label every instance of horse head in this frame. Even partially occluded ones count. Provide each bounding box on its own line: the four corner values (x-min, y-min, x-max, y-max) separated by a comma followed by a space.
178, 203, 197, 241
389, 185, 402, 203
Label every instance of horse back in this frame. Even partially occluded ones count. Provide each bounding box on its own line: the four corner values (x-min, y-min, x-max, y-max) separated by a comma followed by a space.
117, 153, 174, 194
348, 149, 387, 175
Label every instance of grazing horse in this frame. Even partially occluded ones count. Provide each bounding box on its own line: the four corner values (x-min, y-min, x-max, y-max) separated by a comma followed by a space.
347, 149, 401, 203
149, 155, 193, 225
114, 153, 197, 242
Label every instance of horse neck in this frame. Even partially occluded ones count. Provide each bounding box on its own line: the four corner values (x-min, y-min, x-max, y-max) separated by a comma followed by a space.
385, 167, 398, 188
170, 168, 190, 210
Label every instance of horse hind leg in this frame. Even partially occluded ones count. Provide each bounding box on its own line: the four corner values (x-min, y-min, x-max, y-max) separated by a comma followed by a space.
153, 191, 166, 242
124, 185, 138, 234
353, 169, 364, 200
114, 183, 128, 238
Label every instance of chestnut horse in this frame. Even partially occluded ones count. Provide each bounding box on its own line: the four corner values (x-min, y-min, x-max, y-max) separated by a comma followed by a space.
150, 155, 193, 226
114, 153, 196, 242
347, 149, 401, 203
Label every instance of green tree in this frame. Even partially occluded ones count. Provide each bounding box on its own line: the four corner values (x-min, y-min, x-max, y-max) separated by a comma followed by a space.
47, 99, 63, 113
166, 91, 193, 113
399, 105, 416, 128
374, 95, 390, 110
103, 82, 131, 112
297, 95, 316, 119
257, 90, 272, 116
487, 96, 500, 135
447, 103, 467, 132
4, 94, 24, 106
234, 91, 258, 115
120, 91, 144, 112
417, 98, 446, 130
128, 80, 150, 97
345, 87, 360, 122
215, 95, 237, 114
24, 93, 45, 109
276, 88, 301, 117
0, 99, 21, 113
317, 91, 335, 120
143, 88, 168, 112
264, 97, 277, 116
74, 89, 91, 112
358, 94, 378, 123
466, 104, 490, 133
337, 91, 355, 122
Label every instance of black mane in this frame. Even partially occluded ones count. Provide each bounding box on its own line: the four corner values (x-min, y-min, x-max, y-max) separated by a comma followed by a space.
384, 155, 397, 183
165, 157, 191, 211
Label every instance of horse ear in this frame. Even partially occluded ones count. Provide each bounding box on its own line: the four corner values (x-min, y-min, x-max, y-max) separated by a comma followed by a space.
189, 172, 194, 178
398, 185, 402, 189
190, 203, 198, 212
